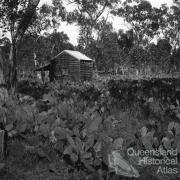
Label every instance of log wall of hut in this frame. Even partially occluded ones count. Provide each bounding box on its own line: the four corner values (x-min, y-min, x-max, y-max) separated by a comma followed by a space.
53, 53, 80, 81
68, 56, 80, 81
80, 60, 93, 81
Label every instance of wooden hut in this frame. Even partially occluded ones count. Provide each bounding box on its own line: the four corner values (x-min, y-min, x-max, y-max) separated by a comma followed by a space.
35, 50, 94, 82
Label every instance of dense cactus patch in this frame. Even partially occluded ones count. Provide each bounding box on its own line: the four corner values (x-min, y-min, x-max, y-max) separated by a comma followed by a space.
0, 78, 180, 180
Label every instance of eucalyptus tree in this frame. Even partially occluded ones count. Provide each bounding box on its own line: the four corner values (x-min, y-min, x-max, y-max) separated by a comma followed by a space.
0, 0, 41, 90
165, 0, 180, 48
113, 0, 169, 46
67, 0, 119, 48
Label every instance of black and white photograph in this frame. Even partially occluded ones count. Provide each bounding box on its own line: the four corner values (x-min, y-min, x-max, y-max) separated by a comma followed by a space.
0, 0, 180, 179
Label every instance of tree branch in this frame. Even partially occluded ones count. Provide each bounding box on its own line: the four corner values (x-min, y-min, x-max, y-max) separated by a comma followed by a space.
15, 0, 40, 43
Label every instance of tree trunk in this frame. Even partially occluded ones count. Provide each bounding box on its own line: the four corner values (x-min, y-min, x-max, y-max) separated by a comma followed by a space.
8, 40, 17, 90
0, 48, 8, 102
7, 0, 40, 90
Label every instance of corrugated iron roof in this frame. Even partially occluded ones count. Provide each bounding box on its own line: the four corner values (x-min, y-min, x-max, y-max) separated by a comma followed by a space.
55, 50, 93, 61
35, 50, 94, 71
